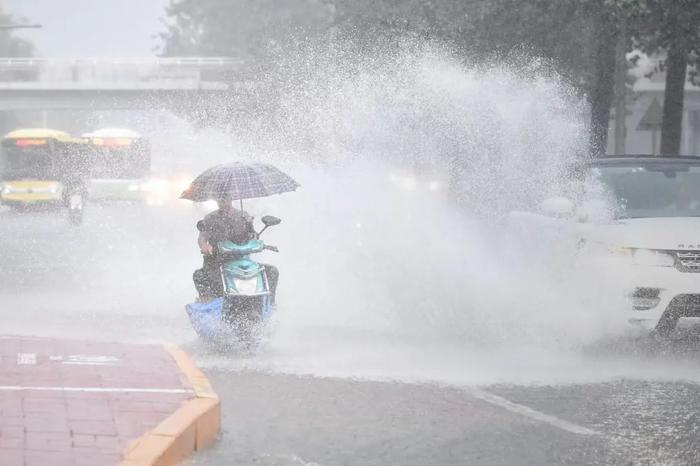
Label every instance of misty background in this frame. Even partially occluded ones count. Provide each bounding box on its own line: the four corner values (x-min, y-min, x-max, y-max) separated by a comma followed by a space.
3, 0, 168, 57
2, 3, 700, 465
1, 0, 695, 369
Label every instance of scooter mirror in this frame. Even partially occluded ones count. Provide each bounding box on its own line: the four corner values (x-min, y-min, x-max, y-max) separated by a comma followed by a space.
262, 215, 281, 227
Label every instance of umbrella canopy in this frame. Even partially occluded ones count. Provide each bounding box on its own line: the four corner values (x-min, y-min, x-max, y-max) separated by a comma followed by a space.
180, 162, 300, 202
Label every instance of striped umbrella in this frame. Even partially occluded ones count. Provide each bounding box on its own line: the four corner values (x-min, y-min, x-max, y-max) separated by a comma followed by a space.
180, 162, 300, 202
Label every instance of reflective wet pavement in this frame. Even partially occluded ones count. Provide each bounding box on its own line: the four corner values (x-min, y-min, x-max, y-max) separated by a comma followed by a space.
3, 204, 700, 466
189, 371, 700, 466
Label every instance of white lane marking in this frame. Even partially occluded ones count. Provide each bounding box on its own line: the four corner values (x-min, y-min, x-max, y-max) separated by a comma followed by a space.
62, 361, 118, 366
49, 354, 121, 366
0, 386, 193, 394
262, 454, 323, 466
469, 388, 600, 436
16, 353, 121, 366
17, 353, 36, 365
64, 355, 120, 365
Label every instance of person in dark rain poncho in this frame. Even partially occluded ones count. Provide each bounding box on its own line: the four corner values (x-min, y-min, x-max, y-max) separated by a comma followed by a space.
192, 196, 279, 301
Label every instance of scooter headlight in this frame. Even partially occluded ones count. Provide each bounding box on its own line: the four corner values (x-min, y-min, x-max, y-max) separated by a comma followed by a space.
233, 277, 259, 294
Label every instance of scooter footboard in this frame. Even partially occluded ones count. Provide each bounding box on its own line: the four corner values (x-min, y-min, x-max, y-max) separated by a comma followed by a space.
185, 297, 224, 340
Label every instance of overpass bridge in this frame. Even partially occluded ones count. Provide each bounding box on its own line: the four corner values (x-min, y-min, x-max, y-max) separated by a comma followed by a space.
0, 57, 250, 111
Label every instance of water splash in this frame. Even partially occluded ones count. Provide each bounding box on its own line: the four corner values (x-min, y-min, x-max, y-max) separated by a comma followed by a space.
184, 42, 643, 385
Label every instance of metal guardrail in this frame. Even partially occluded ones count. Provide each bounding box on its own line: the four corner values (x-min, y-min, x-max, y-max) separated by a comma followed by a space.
0, 57, 244, 85
0, 57, 243, 68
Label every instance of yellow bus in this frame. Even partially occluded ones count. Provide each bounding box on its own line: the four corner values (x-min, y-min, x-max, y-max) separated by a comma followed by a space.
0, 128, 91, 224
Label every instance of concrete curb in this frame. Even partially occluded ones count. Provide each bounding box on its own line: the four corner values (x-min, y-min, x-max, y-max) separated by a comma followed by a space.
118, 344, 220, 466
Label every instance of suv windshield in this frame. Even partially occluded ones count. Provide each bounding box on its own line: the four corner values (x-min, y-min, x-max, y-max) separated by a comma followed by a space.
591, 162, 700, 219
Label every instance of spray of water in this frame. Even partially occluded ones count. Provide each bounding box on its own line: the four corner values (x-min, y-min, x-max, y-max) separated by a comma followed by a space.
178, 42, 656, 385
6, 39, 691, 387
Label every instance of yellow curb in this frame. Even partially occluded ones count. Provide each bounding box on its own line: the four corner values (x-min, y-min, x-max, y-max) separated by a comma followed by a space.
118, 344, 221, 466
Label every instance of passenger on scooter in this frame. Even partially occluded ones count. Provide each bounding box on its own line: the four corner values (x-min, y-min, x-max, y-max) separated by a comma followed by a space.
192, 196, 279, 301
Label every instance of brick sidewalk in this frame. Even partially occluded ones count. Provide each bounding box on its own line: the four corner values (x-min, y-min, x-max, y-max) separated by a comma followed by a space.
0, 336, 195, 466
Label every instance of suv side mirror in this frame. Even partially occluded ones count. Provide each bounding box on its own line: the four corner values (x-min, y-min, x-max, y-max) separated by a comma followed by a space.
540, 197, 575, 218
262, 215, 281, 227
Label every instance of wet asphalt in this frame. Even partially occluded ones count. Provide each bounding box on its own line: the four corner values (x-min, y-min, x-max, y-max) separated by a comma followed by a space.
186, 370, 700, 466
2, 204, 700, 466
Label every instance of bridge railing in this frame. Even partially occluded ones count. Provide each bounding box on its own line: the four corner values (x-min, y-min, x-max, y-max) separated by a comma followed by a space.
0, 57, 243, 84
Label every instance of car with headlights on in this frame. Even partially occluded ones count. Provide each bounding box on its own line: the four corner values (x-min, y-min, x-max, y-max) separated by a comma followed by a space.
519, 156, 700, 337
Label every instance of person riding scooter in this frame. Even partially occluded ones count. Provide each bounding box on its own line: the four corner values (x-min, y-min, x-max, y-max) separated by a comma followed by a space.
193, 196, 279, 301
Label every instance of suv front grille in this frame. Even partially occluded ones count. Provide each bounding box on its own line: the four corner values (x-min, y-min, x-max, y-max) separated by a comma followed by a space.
674, 250, 700, 273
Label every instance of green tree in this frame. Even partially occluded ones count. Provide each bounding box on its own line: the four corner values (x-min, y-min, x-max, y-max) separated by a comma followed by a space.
463, 0, 654, 156
0, 9, 36, 80
163, 0, 698, 157
160, 0, 333, 64
0, 19, 34, 56
332, 0, 638, 156
0, 8, 36, 133
633, 0, 700, 155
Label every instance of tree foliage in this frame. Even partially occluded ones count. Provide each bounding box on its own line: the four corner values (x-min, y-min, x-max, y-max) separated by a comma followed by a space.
0, 7, 36, 80
0, 13, 34, 57
160, 0, 333, 61
0, 7, 36, 132
629, 0, 700, 154
159, 0, 700, 155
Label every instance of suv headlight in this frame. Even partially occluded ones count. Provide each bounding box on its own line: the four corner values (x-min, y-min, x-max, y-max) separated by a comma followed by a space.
631, 249, 675, 267
591, 244, 676, 267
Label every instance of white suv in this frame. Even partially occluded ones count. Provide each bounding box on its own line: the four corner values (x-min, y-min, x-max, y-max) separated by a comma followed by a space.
525, 156, 700, 336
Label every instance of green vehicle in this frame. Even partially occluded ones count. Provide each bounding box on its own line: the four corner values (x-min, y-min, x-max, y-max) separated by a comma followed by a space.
83, 128, 151, 201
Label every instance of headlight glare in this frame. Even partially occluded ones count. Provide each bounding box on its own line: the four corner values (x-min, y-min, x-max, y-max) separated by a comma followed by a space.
233, 277, 259, 294
143, 178, 169, 195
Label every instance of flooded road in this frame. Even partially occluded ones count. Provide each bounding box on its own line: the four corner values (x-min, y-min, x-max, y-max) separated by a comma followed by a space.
3, 203, 700, 465
192, 372, 700, 465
